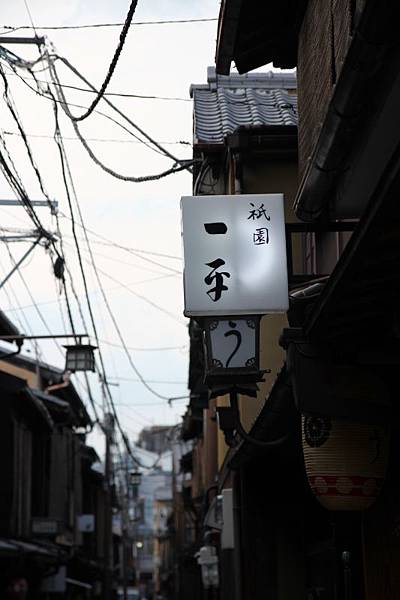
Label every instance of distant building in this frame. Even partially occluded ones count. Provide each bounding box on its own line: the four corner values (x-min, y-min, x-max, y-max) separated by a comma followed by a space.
126, 430, 175, 597
137, 425, 176, 455
153, 485, 173, 597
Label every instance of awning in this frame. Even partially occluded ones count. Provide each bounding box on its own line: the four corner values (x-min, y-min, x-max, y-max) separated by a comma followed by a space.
31, 388, 72, 423
283, 331, 398, 426
0, 538, 62, 558
0, 353, 92, 428
23, 388, 54, 430
66, 577, 92, 590
0, 540, 19, 552
0, 370, 53, 430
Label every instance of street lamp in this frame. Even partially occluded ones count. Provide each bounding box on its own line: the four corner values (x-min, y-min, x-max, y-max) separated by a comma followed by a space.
64, 342, 97, 373
201, 316, 288, 449
129, 471, 142, 487
0, 333, 97, 372
202, 315, 265, 394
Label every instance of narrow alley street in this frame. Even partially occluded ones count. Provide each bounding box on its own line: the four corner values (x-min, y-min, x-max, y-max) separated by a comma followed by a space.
1, 1, 400, 599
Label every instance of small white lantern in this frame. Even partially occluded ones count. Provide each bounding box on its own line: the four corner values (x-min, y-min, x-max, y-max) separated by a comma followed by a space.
202, 315, 264, 390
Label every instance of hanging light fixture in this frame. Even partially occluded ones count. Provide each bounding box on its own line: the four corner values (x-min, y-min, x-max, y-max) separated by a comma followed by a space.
202, 315, 264, 392
64, 342, 97, 373
129, 470, 142, 487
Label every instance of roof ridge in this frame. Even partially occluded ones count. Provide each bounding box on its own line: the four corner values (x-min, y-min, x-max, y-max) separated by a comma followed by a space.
190, 67, 297, 96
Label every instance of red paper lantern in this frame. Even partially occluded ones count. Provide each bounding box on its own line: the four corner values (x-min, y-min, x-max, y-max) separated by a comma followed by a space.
302, 416, 390, 511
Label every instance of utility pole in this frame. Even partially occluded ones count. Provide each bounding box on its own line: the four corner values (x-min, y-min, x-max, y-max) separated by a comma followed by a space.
122, 453, 130, 600
104, 413, 115, 600
122, 529, 129, 600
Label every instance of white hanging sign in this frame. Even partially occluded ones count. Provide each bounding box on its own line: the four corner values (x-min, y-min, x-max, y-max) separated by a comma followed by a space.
181, 194, 288, 316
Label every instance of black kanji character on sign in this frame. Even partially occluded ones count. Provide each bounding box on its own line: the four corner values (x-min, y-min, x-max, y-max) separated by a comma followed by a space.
224, 321, 242, 367
248, 202, 271, 221
204, 258, 230, 302
253, 227, 269, 245
204, 222, 228, 235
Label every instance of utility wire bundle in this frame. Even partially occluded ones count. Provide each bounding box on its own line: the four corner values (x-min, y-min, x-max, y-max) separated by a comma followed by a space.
0, 44, 195, 181
0, 34, 189, 468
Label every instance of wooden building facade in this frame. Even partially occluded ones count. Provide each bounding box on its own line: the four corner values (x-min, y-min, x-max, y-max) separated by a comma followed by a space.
211, 1, 400, 599
0, 322, 107, 598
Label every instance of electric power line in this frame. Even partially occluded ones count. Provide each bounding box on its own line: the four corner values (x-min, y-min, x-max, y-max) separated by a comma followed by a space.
3, 129, 191, 146
22, 0, 38, 36
7, 71, 191, 101
108, 375, 186, 384
69, 0, 139, 122
0, 129, 53, 246
101, 339, 187, 352
79, 252, 185, 326
115, 398, 187, 407
60, 238, 183, 325
0, 66, 107, 424
2, 242, 65, 360
51, 103, 180, 458
0, 59, 180, 159
0, 37, 188, 465
4, 248, 102, 431
62, 241, 180, 274
0, 17, 217, 31
47, 59, 196, 182
53, 114, 187, 402
50, 53, 195, 176
0, 66, 146, 454
59, 213, 183, 273
0, 68, 56, 216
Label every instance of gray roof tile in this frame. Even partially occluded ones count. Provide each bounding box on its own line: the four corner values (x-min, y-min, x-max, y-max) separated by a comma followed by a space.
191, 67, 297, 145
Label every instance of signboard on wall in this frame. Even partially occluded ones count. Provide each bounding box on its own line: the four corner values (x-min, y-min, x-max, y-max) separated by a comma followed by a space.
77, 514, 95, 533
181, 194, 288, 316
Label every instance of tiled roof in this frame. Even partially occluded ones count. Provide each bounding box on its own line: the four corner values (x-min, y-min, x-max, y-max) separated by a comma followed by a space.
190, 66, 297, 146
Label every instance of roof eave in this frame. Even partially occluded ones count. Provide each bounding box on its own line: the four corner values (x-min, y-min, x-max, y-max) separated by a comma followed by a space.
193, 142, 225, 152
215, 0, 243, 75
293, 0, 400, 221
216, 0, 308, 75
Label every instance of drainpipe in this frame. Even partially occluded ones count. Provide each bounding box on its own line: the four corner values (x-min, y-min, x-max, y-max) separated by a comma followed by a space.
45, 370, 71, 394
294, 0, 399, 221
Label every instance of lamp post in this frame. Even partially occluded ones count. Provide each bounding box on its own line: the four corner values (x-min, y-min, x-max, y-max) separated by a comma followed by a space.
0, 333, 97, 373
103, 413, 115, 600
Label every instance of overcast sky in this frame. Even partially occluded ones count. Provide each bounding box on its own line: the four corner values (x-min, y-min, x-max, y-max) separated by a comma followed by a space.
0, 2, 292, 459
0, 0, 223, 455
